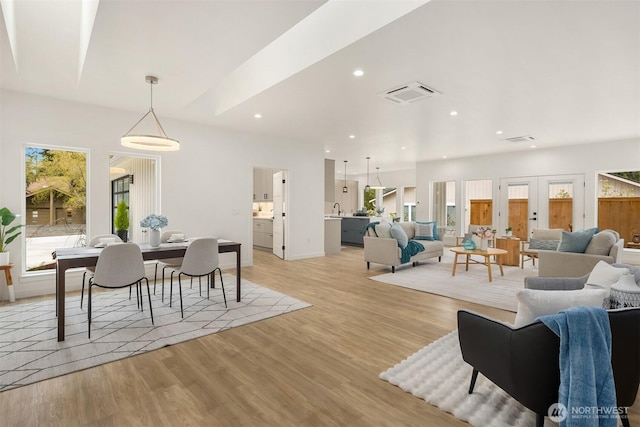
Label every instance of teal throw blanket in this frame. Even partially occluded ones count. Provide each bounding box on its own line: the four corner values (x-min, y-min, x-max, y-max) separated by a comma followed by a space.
400, 240, 425, 263
539, 306, 617, 427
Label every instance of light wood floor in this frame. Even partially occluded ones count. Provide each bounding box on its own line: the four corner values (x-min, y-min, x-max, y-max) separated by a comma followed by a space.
1, 247, 638, 426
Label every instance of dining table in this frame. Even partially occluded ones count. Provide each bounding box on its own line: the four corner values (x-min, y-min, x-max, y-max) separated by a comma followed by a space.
55, 239, 241, 341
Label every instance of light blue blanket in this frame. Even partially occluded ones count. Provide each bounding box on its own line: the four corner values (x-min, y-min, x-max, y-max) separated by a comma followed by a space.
538, 306, 617, 427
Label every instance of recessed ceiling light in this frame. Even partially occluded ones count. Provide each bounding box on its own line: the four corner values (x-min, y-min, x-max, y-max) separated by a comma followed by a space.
401, 146, 406, 150
353, 69, 364, 77
325, 150, 331, 153
254, 113, 262, 119
530, 145, 537, 149
442, 155, 448, 159
349, 134, 355, 139
496, 130, 503, 135
450, 111, 458, 116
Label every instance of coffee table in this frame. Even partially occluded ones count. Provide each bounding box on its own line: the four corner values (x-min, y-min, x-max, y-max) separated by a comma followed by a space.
450, 246, 508, 282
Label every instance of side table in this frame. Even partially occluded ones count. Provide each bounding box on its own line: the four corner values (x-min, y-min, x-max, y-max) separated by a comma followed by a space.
495, 237, 521, 266
0, 264, 15, 302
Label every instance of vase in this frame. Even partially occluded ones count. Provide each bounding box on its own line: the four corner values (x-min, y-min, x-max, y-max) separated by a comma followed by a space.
150, 229, 161, 247
463, 239, 476, 250
479, 239, 489, 251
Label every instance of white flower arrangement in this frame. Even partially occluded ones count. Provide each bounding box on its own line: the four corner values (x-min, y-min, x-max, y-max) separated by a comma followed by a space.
140, 214, 168, 230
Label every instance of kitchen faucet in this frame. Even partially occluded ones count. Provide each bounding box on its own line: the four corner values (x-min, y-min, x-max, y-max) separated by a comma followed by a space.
333, 202, 341, 216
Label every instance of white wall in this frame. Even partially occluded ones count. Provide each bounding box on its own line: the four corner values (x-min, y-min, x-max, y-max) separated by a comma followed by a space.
0, 90, 325, 299
416, 139, 640, 235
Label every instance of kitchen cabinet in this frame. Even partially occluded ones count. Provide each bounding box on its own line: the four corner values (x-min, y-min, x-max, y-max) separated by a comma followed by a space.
340, 217, 370, 246
254, 168, 274, 202
253, 218, 273, 248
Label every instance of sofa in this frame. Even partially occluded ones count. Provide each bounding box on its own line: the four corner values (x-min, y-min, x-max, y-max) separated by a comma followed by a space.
537, 229, 624, 277
525, 263, 640, 291
364, 221, 444, 273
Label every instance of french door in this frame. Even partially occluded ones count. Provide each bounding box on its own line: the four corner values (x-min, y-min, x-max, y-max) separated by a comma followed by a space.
499, 174, 584, 239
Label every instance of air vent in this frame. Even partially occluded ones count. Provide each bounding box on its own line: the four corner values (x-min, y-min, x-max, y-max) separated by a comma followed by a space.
504, 135, 535, 143
378, 81, 441, 104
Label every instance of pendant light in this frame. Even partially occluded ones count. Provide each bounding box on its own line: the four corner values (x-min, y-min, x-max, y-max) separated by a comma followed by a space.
121, 75, 180, 151
342, 160, 348, 193
364, 157, 371, 192
371, 166, 384, 189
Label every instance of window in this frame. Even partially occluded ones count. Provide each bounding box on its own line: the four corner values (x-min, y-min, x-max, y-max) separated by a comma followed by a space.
111, 175, 130, 234
598, 171, 640, 247
24, 146, 88, 272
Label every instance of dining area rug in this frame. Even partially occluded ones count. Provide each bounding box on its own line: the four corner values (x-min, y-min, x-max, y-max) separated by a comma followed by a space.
0, 275, 310, 392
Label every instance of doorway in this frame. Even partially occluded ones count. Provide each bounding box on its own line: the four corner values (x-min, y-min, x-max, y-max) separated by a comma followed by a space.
499, 174, 584, 239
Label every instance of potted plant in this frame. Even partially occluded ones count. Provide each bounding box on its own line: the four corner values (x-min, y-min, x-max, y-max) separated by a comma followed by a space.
505, 227, 513, 237
0, 207, 23, 265
114, 200, 129, 242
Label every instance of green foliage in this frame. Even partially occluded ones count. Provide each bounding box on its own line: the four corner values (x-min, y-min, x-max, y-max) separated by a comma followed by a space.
0, 207, 24, 252
26, 148, 87, 212
363, 188, 376, 211
554, 189, 571, 199
611, 171, 640, 184
114, 200, 129, 231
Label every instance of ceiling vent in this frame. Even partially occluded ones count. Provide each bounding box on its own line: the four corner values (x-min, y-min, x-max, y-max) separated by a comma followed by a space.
504, 135, 535, 143
378, 81, 441, 105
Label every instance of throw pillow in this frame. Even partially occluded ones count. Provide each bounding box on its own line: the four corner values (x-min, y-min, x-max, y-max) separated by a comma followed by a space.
514, 288, 607, 328
585, 260, 629, 294
390, 223, 409, 249
414, 222, 435, 240
528, 238, 560, 251
584, 231, 617, 256
416, 221, 438, 240
557, 228, 598, 253
375, 222, 392, 239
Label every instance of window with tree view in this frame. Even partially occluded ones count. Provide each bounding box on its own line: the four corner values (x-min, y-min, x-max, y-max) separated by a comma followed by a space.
25, 147, 87, 272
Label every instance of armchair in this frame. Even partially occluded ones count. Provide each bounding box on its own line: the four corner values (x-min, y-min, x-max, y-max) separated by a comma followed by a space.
519, 228, 563, 269
458, 309, 640, 427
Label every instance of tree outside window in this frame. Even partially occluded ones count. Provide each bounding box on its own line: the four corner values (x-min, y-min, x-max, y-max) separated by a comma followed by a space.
25, 147, 87, 271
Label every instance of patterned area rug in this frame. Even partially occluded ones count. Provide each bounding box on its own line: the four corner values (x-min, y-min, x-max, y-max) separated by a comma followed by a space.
0, 275, 310, 392
380, 330, 558, 426
369, 253, 538, 312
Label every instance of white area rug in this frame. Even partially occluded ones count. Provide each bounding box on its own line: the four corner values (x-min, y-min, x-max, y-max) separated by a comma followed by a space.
0, 276, 310, 392
369, 253, 538, 312
380, 330, 558, 426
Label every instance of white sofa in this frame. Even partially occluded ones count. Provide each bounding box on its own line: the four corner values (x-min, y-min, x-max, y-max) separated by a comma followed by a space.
538, 229, 624, 277
364, 222, 445, 273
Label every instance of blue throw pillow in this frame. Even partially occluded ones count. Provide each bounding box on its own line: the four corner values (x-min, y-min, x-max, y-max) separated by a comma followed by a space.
390, 223, 409, 249
416, 221, 438, 241
558, 228, 598, 253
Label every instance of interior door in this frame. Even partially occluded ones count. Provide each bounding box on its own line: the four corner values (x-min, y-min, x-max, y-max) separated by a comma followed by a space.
272, 170, 286, 259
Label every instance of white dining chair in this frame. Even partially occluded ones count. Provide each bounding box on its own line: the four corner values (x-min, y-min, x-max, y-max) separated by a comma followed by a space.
167, 238, 226, 318
87, 243, 153, 338
153, 230, 187, 300
80, 233, 122, 308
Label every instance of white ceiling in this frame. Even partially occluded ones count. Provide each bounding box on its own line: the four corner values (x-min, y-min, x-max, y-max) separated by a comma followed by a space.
1, 0, 639, 175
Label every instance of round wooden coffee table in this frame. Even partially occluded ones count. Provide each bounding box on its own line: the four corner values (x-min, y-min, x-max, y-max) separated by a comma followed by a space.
450, 247, 508, 282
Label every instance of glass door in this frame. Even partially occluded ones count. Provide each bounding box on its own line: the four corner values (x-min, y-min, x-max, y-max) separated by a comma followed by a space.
499, 174, 584, 239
